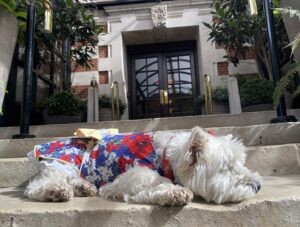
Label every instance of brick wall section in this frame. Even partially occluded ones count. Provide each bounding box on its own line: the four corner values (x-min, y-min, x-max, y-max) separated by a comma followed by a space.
217, 62, 229, 76
71, 85, 89, 99
99, 71, 109, 84
73, 59, 98, 72
99, 46, 108, 58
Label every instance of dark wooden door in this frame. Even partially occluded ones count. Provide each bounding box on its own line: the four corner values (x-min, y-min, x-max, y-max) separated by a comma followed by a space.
128, 42, 200, 119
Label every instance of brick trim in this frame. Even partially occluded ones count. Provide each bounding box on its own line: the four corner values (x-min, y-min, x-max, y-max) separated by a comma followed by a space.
99, 46, 109, 58
217, 62, 229, 76
72, 59, 98, 72
99, 71, 109, 84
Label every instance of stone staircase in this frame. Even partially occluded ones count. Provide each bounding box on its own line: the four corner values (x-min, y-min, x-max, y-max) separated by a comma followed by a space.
0, 110, 300, 227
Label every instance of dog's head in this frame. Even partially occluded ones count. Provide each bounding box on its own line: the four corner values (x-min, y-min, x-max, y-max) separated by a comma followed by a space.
172, 127, 262, 204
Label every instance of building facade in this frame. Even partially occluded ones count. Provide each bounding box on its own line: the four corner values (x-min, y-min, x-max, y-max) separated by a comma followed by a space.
72, 0, 258, 120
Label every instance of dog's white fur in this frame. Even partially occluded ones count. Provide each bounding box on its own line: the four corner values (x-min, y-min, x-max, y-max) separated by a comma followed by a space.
25, 127, 261, 205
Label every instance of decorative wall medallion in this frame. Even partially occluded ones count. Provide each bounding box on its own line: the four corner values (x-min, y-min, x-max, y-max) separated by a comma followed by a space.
151, 5, 167, 28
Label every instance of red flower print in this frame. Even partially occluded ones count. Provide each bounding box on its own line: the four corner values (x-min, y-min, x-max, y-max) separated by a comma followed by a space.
47, 141, 65, 153
118, 157, 134, 173
106, 143, 121, 152
126, 135, 154, 159
60, 154, 71, 162
74, 155, 83, 166
118, 157, 127, 173
91, 149, 99, 159
35, 150, 41, 157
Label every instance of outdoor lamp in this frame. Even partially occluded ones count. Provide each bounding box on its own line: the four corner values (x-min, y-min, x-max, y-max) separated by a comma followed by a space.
248, 0, 258, 16
44, 0, 53, 33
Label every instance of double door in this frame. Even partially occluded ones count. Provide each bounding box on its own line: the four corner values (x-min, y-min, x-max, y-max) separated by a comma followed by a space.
129, 43, 200, 119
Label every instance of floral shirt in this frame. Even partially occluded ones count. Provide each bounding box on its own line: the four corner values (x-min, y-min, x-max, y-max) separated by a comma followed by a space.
34, 133, 161, 188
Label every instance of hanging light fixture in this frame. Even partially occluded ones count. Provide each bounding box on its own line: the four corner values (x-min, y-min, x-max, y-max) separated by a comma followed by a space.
44, 0, 53, 33
248, 0, 258, 16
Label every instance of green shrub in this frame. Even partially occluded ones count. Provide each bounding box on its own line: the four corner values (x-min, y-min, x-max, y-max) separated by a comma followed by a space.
98, 95, 126, 116
239, 79, 274, 107
212, 86, 228, 102
43, 91, 86, 116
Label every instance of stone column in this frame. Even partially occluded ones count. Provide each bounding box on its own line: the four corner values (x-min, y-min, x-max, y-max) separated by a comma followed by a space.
0, 7, 18, 112
228, 76, 242, 114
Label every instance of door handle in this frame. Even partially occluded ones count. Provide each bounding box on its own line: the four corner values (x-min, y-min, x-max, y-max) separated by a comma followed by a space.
163, 90, 169, 104
160, 90, 165, 105
160, 90, 169, 105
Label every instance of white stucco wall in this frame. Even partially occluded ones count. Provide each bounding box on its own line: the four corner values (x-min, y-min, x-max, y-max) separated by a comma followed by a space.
72, 0, 259, 119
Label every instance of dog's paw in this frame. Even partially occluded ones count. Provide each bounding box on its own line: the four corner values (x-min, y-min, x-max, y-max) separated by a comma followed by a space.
168, 186, 193, 206
74, 180, 98, 197
43, 185, 73, 202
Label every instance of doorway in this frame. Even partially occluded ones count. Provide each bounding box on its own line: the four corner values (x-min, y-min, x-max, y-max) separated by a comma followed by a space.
128, 41, 200, 119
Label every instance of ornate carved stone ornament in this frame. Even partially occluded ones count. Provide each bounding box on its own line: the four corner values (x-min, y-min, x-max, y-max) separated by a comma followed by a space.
151, 5, 167, 28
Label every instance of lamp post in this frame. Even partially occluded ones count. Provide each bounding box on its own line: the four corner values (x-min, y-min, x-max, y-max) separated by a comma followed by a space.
261, 0, 297, 123
249, 0, 297, 123
13, 0, 55, 139
13, 0, 36, 139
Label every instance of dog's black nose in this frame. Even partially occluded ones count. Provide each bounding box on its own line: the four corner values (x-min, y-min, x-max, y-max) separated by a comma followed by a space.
249, 181, 261, 193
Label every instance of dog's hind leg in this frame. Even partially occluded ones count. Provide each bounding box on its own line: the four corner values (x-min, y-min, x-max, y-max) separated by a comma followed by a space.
25, 168, 74, 202
99, 166, 193, 206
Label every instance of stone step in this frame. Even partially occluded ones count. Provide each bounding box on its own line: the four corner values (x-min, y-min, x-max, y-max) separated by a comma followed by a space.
0, 174, 299, 227
0, 109, 299, 140
0, 144, 299, 188
0, 122, 299, 158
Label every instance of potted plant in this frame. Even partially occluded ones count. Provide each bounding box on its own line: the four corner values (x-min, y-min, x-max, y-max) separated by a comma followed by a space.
211, 86, 229, 114
239, 78, 274, 112
98, 95, 126, 121
40, 91, 87, 124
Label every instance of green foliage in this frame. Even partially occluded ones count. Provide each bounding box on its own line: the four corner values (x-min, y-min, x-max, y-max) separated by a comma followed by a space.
196, 95, 205, 105
240, 79, 274, 107
203, 0, 261, 66
203, 0, 290, 80
34, 0, 103, 70
43, 91, 86, 116
211, 86, 228, 102
98, 95, 126, 116
273, 61, 300, 108
0, 80, 8, 115
0, 0, 27, 43
273, 6, 300, 108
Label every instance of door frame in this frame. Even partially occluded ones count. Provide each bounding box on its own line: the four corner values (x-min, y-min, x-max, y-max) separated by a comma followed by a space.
127, 40, 200, 119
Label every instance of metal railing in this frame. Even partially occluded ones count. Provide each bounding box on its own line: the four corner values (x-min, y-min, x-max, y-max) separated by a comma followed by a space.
111, 81, 120, 120
204, 74, 213, 115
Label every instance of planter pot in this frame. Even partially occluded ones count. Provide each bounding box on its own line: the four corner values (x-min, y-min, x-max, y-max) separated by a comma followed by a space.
242, 104, 273, 112
43, 111, 81, 124
99, 108, 112, 121
213, 102, 230, 114
0, 6, 18, 112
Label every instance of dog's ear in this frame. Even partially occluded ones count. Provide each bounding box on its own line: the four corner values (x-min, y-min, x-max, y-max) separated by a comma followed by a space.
187, 127, 206, 166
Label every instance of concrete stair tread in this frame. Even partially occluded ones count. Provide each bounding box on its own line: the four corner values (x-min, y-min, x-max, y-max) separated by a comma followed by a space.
0, 175, 299, 227
0, 122, 299, 158
0, 111, 299, 140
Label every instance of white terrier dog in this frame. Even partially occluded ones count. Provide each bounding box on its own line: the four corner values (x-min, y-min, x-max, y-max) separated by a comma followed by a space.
25, 127, 261, 205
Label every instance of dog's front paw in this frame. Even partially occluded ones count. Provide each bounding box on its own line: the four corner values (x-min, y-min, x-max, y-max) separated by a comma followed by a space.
43, 185, 73, 202
74, 180, 98, 197
168, 186, 193, 206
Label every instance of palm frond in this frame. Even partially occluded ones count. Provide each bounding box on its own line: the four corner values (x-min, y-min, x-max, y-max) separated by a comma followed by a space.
273, 61, 300, 108
292, 85, 300, 98
290, 33, 300, 55
276, 7, 300, 20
